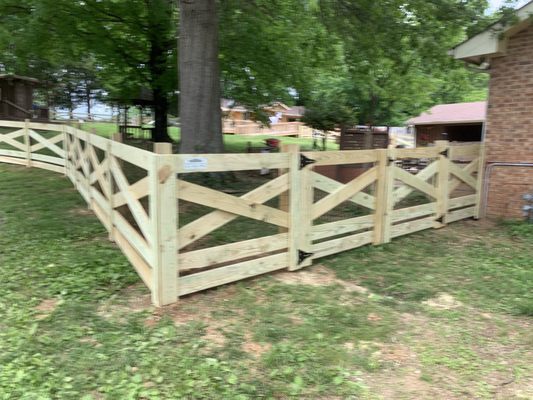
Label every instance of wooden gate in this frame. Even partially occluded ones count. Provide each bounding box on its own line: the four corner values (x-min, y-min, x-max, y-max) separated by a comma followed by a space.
173, 152, 293, 296
0, 119, 487, 306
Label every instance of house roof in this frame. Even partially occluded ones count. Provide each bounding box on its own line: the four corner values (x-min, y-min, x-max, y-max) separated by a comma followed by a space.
407, 101, 487, 126
0, 74, 39, 84
285, 106, 305, 117
450, 1, 533, 64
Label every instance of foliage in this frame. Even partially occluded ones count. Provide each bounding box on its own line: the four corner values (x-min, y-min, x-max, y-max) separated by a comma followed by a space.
0, 0, 524, 142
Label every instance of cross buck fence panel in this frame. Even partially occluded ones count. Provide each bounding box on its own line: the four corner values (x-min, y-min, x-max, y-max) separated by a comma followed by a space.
0, 120, 485, 306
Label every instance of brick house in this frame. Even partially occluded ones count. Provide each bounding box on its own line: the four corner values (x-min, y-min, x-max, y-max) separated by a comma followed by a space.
451, 1, 533, 218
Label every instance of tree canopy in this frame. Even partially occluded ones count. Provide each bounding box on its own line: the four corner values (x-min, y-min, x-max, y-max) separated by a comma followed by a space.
0, 0, 511, 148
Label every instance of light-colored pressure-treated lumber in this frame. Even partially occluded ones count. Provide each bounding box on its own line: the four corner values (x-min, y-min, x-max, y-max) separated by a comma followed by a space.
0, 128, 28, 151
24, 119, 31, 167
449, 143, 481, 160
175, 152, 290, 173
448, 160, 477, 189
312, 231, 373, 259
28, 130, 65, 158
392, 161, 438, 204
301, 149, 378, 166
110, 140, 153, 169
311, 166, 378, 220
446, 206, 476, 223
178, 180, 289, 228
448, 159, 478, 195
150, 145, 178, 306
394, 147, 440, 159
284, 144, 301, 270
448, 195, 476, 210
474, 144, 485, 219
178, 173, 289, 249
390, 215, 437, 239
435, 140, 450, 225
113, 177, 149, 208
373, 149, 387, 244
109, 157, 152, 244
312, 215, 374, 241
297, 164, 314, 269
0, 155, 27, 166
394, 166, 437, 199
112, 210, 152, 264
391, 202, 437, 223
178, 252, 288, 296
30, 160, 64, 174
113, 228, 153, 289
0, 149, 26, 159
312, 171, 376, 210
179, 232, 289, 272
382, 147, 396, 243
30, 153, 65, 166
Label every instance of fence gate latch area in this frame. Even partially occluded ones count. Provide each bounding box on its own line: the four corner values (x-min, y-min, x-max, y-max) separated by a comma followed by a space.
298, 250, 314, 264
300, 154, 316, 169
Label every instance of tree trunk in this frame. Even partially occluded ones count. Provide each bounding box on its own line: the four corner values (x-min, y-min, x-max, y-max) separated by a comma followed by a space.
152, 87, 170, 142
179, 0, 223, 153
148, 0, 172, 143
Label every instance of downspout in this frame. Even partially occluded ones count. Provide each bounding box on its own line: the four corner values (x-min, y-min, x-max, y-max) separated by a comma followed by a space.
482, 163, 533, 217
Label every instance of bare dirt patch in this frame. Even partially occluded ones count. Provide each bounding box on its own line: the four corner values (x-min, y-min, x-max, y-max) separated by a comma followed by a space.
273, 264, 369, 294
34, 298, 59, 320
423, 293, 463, 310
242, 332, 271, 357
69, 207, 94, 217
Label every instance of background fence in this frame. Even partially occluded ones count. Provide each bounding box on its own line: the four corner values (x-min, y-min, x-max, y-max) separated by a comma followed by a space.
0, 120, 484, 306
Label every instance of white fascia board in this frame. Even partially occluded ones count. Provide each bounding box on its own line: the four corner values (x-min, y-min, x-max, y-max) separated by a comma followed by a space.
451, 1, 533, 62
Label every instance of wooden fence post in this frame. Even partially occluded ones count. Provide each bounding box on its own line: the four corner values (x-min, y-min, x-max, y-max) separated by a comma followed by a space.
294, 151, 313, 270
382, 145, 396, 243
62, 125, 69, 177
105, 138, 116, 243
150, 143, 178, 306
86, 130, 93, 210
283, 144, 301, 270
278, 144, 293, 234
435, 140, 449, 227
373, 149, 388, 245
24, 119, 31, 168
474, 143, 486, 219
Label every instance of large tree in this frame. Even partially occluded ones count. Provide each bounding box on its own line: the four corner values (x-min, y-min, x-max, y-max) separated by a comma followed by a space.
179, 0, 223, 153
0, 0, 176, 141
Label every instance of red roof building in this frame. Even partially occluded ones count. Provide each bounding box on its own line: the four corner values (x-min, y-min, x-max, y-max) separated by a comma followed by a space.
407, 101, 486, 147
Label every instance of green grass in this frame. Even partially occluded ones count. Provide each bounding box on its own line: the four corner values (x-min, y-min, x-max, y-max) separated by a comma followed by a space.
1, 164, 532, 399
80, 121, 339, 153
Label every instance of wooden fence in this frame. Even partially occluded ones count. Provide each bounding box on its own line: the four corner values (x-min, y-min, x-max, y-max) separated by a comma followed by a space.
0, 120, 485, 306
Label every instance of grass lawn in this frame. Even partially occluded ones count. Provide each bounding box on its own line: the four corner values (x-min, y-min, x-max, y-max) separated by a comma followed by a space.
1, 163, 532, 399
80, 121, 339, 152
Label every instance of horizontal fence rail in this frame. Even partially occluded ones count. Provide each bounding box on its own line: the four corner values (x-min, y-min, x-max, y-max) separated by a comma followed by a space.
0, 120, 485, 306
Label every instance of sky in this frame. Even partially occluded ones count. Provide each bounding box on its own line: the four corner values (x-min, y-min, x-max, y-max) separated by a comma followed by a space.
488, 0, 529, 13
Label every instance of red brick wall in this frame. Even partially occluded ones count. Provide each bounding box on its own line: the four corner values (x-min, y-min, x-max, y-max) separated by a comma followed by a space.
484, 23, 533, 218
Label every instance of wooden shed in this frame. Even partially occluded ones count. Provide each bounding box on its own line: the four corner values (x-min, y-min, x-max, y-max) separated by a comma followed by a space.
407, 101, 486, 147
0, 74, 47, 120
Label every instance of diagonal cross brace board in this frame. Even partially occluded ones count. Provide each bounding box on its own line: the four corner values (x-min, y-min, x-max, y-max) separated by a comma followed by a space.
393, 163, 438, 204
29, 130, 65, 158
177, 173, 289, 249
178, 180, 289, 229
109, 156, 153, 245
448, 158, 478, 194
311, 171, 376, 210
448, 159, 478, 189
312, 166, 378, 220
0, 128, 26, 151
